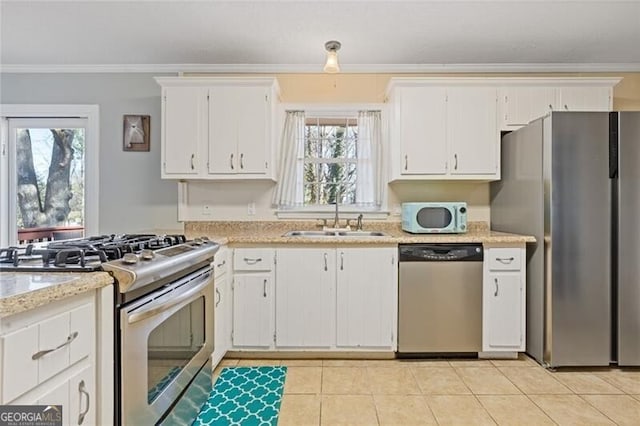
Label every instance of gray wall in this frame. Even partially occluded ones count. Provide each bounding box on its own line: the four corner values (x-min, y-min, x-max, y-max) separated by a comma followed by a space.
0, 73, 180, 234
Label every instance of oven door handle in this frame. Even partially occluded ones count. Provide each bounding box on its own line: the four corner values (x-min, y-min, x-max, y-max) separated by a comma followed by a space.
127, 277, 210, 324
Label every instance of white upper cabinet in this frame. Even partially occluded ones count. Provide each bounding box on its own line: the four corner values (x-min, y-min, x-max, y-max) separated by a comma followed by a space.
500, 86, 555, 127
447, 86, 498, 175
387, 78, 500, 181
556, 86, 612, 111
499, 78, 619, 129
208, 85, 272, 175
161, 86, 208, 176
394, 86, 447, 175
156, 77, 279, 180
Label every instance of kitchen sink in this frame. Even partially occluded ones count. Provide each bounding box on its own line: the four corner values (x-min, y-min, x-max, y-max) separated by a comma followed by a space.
283, 230, 389, 238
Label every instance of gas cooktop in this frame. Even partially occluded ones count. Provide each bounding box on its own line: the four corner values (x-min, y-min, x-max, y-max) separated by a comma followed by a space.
0, 234, 189, 272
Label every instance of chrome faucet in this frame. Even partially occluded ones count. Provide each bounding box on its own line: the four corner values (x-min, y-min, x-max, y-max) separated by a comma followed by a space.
333, 196, 340, 228
356, 214, 364, 231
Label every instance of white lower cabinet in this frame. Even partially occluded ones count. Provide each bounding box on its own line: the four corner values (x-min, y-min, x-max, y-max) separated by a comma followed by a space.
212, 247, 231, 366
271, 246, 397, 351
0, 288, 106, 426
275, 248, 335, 348
482, 246, 526, 352
232, 274, 273, 348
336, 248, 398, 349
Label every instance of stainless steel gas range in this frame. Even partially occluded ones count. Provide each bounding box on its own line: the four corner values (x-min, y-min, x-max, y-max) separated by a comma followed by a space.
0, 234, 219, 425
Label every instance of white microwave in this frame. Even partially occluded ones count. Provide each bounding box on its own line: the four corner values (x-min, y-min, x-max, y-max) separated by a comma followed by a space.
401, 202, 468, 233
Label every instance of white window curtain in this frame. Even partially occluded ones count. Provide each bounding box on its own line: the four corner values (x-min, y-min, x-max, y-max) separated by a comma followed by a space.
356, 110, 383, 208
272, 111, 306, 208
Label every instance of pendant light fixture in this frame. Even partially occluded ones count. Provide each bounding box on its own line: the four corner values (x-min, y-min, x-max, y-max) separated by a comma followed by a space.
323, 40, 341, 73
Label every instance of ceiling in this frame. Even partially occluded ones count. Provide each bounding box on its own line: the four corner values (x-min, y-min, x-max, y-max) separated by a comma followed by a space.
1, 0, 640, 73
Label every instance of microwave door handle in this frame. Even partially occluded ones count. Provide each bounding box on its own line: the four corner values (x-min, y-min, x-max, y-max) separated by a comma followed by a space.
454, 206, 458, 230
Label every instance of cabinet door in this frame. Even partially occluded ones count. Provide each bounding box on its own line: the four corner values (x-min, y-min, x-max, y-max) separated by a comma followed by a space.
208, 86, 239, 174
232, 274, 272, 347
212, 273, 229, 365
397, 86, 447, 175
236, 86, 270, 174
163, 86, 207, 176
37, 380, 69, 425
557, 87, 612, 111
502, 87, 555, 127
485, 273, 523, 349
448, 86, 498, 175
68, 366, 95, 426
275, 249, 335, 348
336, 247, 397, 348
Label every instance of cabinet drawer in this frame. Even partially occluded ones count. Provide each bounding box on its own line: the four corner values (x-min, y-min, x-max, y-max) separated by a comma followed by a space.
487, 248, 521, 271
1, 324, 39, 403
214, 248, 229, 278
234, 249, 273, 272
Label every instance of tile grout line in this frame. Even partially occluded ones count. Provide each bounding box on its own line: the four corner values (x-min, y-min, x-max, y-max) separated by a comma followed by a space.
575, 393, 624, 425
407, 363, 440, 423
524, 394, 561, 426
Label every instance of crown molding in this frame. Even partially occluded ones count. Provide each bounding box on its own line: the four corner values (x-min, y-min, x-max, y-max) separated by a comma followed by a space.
2, 63, 640, 74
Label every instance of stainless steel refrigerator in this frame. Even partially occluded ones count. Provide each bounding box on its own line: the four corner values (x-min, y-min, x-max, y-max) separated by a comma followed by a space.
490, 111, 640, 367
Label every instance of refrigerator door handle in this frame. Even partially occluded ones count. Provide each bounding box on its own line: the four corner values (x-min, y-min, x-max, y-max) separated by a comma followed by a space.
609, 112, 619, 178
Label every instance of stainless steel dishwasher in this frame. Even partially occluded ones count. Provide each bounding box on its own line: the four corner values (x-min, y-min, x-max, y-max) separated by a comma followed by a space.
398, 244, 484, 354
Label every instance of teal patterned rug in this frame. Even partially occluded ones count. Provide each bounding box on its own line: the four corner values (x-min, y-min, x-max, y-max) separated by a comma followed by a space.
193, 366, 287, 426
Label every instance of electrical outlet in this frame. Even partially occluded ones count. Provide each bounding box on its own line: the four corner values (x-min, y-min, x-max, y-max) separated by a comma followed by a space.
247, 202, 256, 215
202, 204, 212, 216
393, 204, 402, 215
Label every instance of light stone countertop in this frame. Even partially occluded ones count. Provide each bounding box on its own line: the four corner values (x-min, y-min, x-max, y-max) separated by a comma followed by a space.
0, 272, 114, 318
185, 221, 536, 246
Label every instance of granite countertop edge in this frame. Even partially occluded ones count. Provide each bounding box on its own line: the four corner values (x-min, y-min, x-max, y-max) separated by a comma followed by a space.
0, 272, 114, 319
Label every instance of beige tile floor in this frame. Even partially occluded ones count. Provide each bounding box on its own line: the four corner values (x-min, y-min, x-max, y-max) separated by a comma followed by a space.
213, 355, 640, 425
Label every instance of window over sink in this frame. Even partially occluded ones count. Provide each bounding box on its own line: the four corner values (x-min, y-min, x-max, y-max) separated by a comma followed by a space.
273, 107, 384, 214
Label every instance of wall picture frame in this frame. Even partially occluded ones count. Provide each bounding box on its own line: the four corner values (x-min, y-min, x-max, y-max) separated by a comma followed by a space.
123, 114, 150, 151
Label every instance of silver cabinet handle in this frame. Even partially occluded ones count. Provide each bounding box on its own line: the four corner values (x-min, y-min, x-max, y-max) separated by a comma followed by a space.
32, 331, 79, 360
215, 288, 221, 307
496, 257, 515, 264
240, 153, 244, 169
190, 154, 195, 170
263, 279, 267, 297
216, 260, 226, 268
243, 257, 262, 265
340, 252, 344, 271
404, 155, 408, 170
78, 379, 90, 425
494, 278, 499, 297
454, 154, 458, 170
324, 253, 328, 271
230, 153, 234, 170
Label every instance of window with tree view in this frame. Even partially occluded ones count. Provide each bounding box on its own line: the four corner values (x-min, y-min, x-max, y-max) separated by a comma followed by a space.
304, 117, 357, 205
12, 119, 86, 242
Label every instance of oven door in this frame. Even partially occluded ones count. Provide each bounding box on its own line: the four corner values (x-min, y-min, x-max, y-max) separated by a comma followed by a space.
120, 266, 214, 425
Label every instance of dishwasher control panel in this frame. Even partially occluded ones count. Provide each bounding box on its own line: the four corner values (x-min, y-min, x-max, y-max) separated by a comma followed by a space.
399, 244, 483, 262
